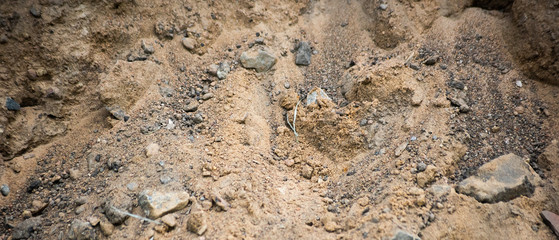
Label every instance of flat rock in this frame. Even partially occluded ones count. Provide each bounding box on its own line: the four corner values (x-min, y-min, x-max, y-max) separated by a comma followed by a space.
541, 210, 559, 237
12, 217, 42, 239
106, 105, 129, 121
392, 230, 421, 240
240, 49, 277, 72
182, 37, 197, 50
138, 190, 190, 219
456, 153, 540, 203
295, 42, 312, 66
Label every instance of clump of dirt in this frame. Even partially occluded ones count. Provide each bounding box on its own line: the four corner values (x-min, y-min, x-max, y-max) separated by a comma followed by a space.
1, 0, 559, 239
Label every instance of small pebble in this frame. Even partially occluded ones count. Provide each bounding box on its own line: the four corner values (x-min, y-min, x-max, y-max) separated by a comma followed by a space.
516, 80, 522, 87
1, 184, 9, 196
284, 82, 290, 89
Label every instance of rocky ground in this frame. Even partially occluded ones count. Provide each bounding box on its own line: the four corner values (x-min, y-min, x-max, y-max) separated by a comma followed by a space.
1, 0, 559, 239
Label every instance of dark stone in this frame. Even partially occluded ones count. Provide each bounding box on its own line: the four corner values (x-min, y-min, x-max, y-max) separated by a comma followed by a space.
295, 42, 312, 66
423, 55, 438, 65
27, 179, 41, 193
449, 81, 465, 90
13, 217, 42, 240
6, 97, 21, 111
106, 106, 129, 121
408, 63, 420, 71
541, 210, 559, 237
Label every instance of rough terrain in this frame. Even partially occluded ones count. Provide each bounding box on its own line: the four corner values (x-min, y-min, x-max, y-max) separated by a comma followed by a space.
1, 0, 559, 239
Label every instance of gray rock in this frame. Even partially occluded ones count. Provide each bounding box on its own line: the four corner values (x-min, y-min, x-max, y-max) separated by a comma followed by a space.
447, 96, 470, 113
209, 62, 230, 79
193, 113, 204, 124
456, 153, 540, 203
6, 97, 20, 111
1, 184, 9, 196
126, 182, 138, 191
141, 40, 154, 54
106, 105, 129, 121
423, 55, 438, 65
102, 200, 131, 225
159, 86, 174, 97
67, 219, 94, 240
13, 217, 42, 240
379, 3, 388, 10
391, 230, 421, 240
306, 87, 332, 107
295, 42, 312, 66
160, 175, 172, 184
416, 162, 427, 172
30, 6, 41, 18
138, 190, 190, 219
240, 49, 277, 72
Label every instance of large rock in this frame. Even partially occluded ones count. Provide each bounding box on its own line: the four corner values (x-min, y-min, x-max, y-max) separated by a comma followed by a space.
240, 49, 277, 72
12, 217, 42, 239
456, 154, 540, 203
138, 190, 190, 219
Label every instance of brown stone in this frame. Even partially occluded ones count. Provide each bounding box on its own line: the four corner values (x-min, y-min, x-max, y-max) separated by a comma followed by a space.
541, 210, 559, 237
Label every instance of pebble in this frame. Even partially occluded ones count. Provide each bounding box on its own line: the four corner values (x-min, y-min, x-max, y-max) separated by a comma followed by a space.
201, 93, 214, 100
182, 38, 197, 50
284, 82, 290, 89
416, 162, 427, 172
160, 175, 172, 184
184, 102, 199, 112
126, 182, 138, 191
99, 220, 114, 236
516, 80, 523, 87
379, 3, 388, 10
68, 219, 94, 240
391, 230, 420, 240
145, 143, 160, 157
240, 49, 277, 72
295, 42, 312, 66
187, 211, 208, 235
161, 214, 177, 228
6, 97, 21, 111
138, 190, 190, 219
29, 6, 41, 18
75, 205, 86, 214
31, 200, 48, 215
106, 105, 129, 121
1, 184, 9, 196
23, 153, 35, 159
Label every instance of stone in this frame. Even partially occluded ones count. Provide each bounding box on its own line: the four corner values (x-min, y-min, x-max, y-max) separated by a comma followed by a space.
240, 49, 277, 72
29, 6, 41, 18
31, 200, 48, 215
184, 102, 199, 112
448, 96, 470, 113
68, 219, 94, 240
12, 217, 42, 240
1, 184, 9, 196
456, 154, 540, 203
126, 182, 138, 191
160, 175, 172, 184
6, 97, 21, 111
295, 42, 312, 66
306, 87, 333, 107
87, 216, 100, 226
395, 142, 408, 157
301, 164, 313, 179
145, 143, 160, 157
541, 210, 559, 237
182, 37, 197, 50
141, 40, 155, 54
423, 55, 438, 65
416, 165, 437, 187
138, 190, 190, 219
99, 220, 114, 236
102, 200, 131, 225
187, 211, 207, 235
201, 93, 214, 101
161, 214, 177, 228
106, 105, 129, 121
22, 210, 32, 219
391, 230, 421, 240
211, 193, 230, 211
209, 62, 230, 80
416, 162, 427, 172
